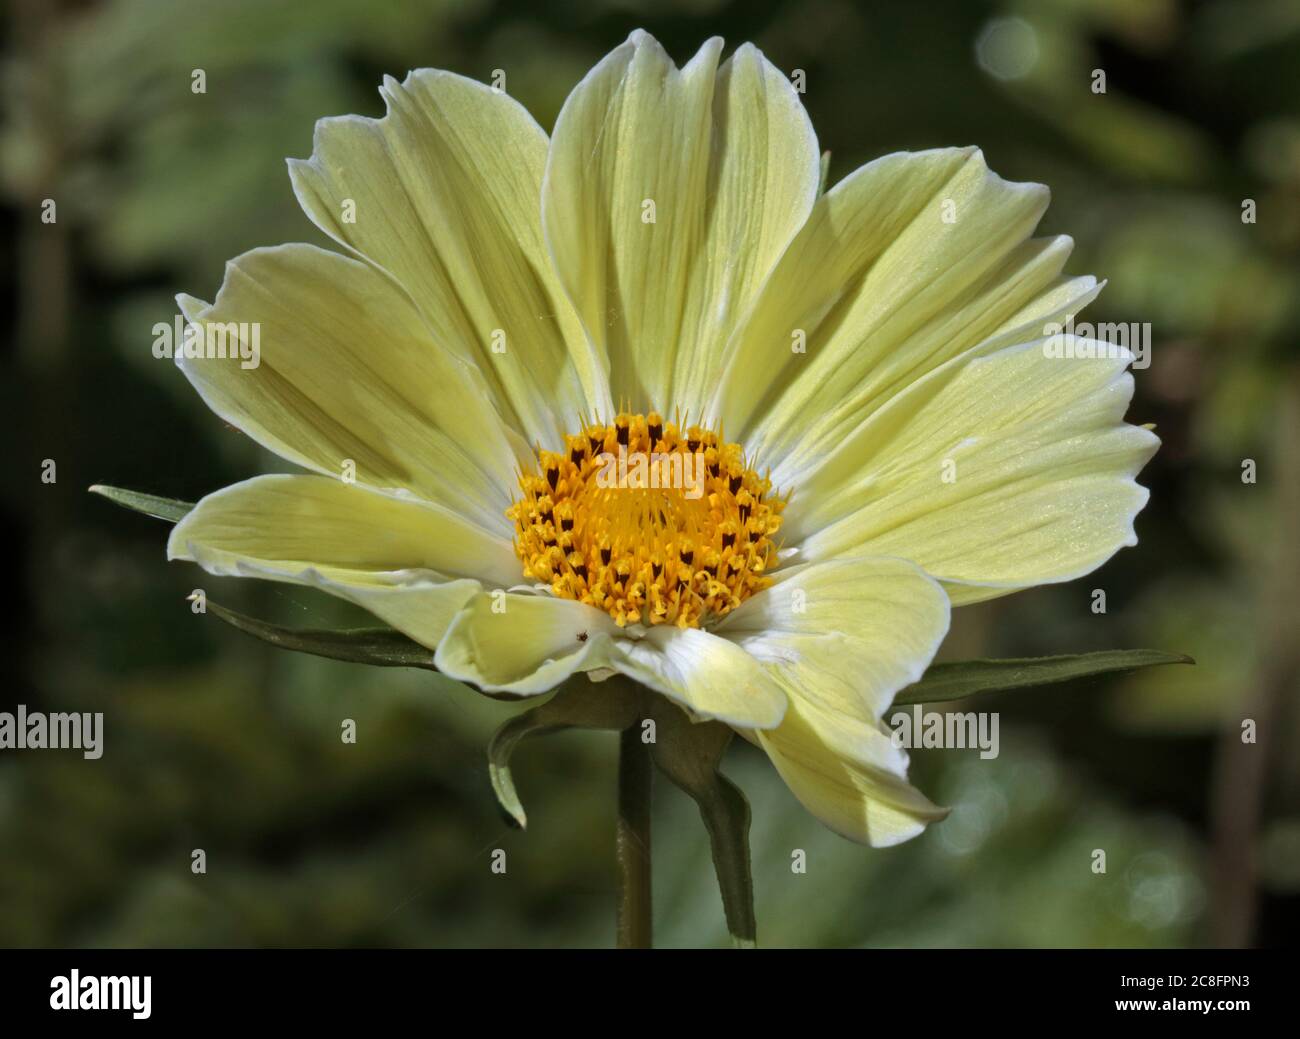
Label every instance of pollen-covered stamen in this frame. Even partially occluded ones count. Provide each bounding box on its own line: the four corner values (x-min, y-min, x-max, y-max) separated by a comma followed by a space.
507, 412, 786, 629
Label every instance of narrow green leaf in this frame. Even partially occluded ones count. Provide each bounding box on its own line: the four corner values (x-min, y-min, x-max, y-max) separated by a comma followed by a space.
484, 681, 757, 946
646, 701, 756, 948
202, 598, 440, 671
895, 649, 1195, 706
487, 679, 641, 828
90, 484, 194, 523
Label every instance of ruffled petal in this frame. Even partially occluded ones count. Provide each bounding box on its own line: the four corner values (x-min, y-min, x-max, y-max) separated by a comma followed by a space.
168, 474, 520, 648
757, 703, 950, 846
716, 555, 951, 722
542, 31, 819, 413
435, 590, 787, 727
288, 69, 608, 446
790, 339, 1158, 605
714, 555, 952, 845
176, 244, 523, 535
611, 625, 787, 730
434, 591, 620, 696
713, 148, 1099, 479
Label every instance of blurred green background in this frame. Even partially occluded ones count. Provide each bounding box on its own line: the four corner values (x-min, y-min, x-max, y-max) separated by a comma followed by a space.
2, 0, 1298, 948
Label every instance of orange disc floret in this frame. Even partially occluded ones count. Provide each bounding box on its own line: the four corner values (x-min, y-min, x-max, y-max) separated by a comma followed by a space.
507, 411, 785, 628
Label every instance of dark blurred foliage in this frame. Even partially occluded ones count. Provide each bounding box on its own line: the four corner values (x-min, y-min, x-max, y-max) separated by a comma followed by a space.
1, 0, 1297, 947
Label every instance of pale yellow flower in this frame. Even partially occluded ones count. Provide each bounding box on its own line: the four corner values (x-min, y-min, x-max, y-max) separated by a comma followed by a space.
168, 31, 1157, 845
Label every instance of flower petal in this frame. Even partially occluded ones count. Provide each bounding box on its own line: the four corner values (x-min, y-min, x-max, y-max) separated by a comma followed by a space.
176, 244, 523, 535
288, 70, 608, 447
542, 31, 820, 412
791, 339, 1159, 605
713, 148, 1099, 476
714, 555, 952, 845
435, 591, 619, 696
757, 702, 950, 846
611, 626, 788, 730
434, 588, 788, 727
168, 474, 520, 648
716, 555, 951, 723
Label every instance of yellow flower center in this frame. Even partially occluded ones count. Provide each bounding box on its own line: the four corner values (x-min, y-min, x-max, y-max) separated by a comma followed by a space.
507, 412, 785, 628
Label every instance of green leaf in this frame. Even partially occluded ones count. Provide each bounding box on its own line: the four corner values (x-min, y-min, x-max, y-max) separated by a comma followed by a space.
895, 649, 1195, 706
90, 484, 194, 523
485, 680, 758, 947
201, 598, 441, 671
486, 679, 641, 829
645, 702, 756, 948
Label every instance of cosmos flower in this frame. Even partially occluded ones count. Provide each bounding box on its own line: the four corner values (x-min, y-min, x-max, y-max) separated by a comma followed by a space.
166, 31, 1156, 846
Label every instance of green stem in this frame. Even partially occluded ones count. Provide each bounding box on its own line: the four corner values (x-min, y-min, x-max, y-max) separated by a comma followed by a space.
615, 724, 653, 948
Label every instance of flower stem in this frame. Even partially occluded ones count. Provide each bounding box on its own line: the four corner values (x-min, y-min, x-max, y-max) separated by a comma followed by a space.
615, 723, 653, 948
